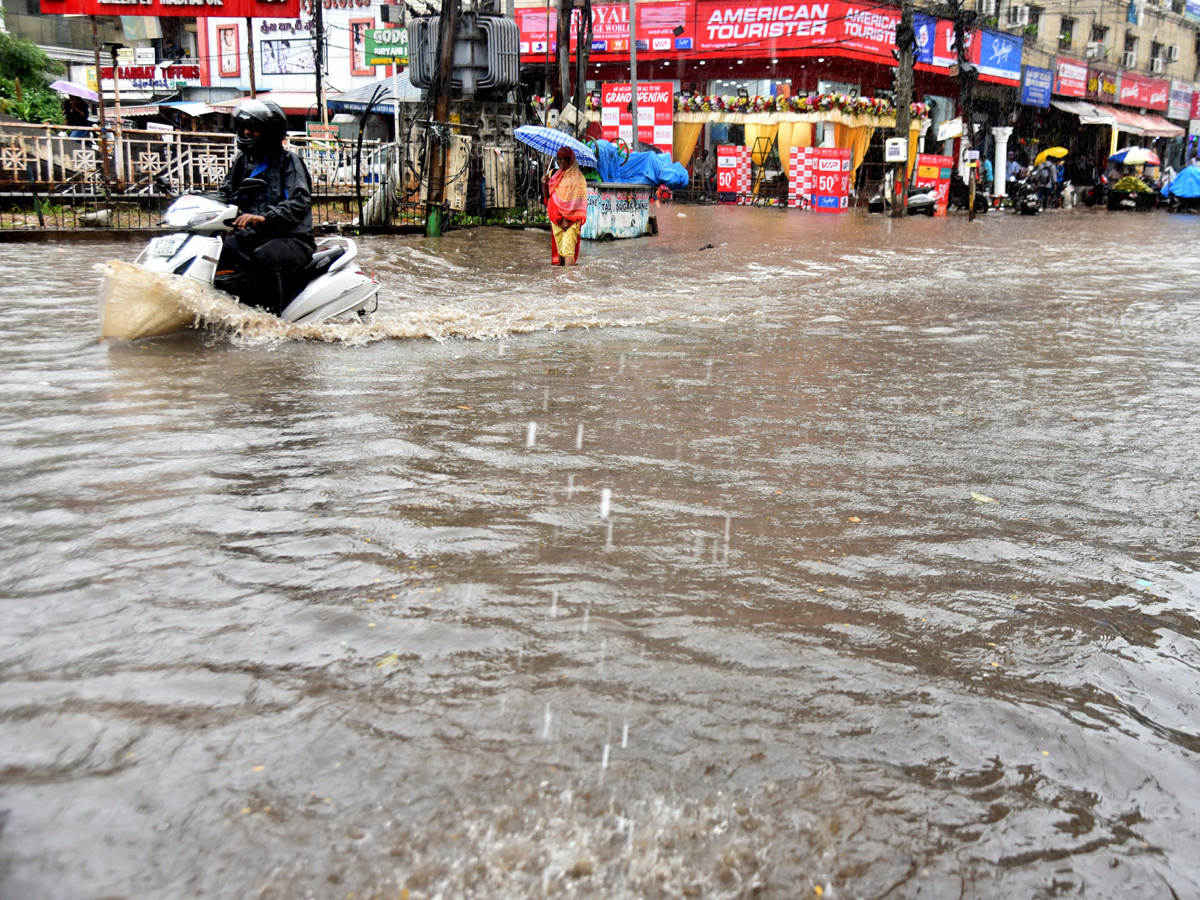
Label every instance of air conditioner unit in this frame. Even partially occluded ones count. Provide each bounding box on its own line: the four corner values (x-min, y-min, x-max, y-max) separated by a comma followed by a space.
1149, 57, 1164, 73
1006, 4, 1030, 26
1167, 43, 1180, 61
1122, 50, 1138, 67
1085, 40, 1102, 59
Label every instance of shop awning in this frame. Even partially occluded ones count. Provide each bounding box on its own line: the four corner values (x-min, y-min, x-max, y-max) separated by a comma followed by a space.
1050, 100, 1116, 126
1099, 106, 1152, 135
1135, 113, 1186, 138
104, 102, 218, 118
326, 76, 423, 115
211, 92, 334, 116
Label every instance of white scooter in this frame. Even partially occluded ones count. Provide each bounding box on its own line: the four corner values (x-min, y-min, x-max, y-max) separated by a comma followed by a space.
137, 184, 379, 322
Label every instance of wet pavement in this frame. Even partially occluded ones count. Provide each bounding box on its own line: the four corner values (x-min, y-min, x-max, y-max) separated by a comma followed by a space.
1, 207, 1199, 899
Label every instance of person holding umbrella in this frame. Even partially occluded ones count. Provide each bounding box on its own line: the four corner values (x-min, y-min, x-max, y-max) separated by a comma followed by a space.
541, 146, 588, 267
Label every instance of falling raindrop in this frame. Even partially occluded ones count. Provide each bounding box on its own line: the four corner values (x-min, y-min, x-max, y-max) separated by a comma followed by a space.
582, 600, 591, 633
497, 341, 506, 357
526, 422, 537, 448
604, 521, 613, 550
542, 387, 549, 412
705, 360, 714, 382
566, 474, 575, 499
621, 722, 629, 749
543, 703, 552, 740
600, 638, 607, 675
602, 743, 611, 769
599, 488, 611, 519
550, 590, 559, 619
724, 515, 732, 541
619, 353, 626, 374
712, 540, 719, 563
575, 423, 584, 449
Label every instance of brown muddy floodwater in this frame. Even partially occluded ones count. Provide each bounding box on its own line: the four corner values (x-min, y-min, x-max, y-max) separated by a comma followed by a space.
2, 207, 1199, 900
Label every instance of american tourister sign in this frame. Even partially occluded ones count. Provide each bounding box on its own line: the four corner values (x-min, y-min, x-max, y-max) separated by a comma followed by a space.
41, 0, 298, 16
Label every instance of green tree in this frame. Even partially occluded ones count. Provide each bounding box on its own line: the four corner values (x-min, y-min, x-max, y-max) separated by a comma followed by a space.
0, 32, 67, 124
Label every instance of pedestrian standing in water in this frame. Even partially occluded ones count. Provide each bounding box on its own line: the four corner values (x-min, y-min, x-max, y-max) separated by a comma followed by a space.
541, 147, 588, 267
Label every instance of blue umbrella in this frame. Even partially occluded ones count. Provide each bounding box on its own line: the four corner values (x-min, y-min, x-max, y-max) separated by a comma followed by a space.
513, 126, 598, 167
1161, 165, 1200, 198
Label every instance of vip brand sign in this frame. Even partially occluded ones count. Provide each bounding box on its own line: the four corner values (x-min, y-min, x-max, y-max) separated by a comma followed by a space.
970, 29, 1022, 83
809, 147, 850, 212
42, 0, 298, 16
516, 2, 692, 57
1117, 71, 1169, 111
931, 19, 973, 68
1168, 80, 1194, 120
913, 153, 953, 216
601, 82, 674, 152
1085, 67, 1118, 104
1054, 57, 1087, 98
365, 26, 407, 65
1021, 65, 1053, 107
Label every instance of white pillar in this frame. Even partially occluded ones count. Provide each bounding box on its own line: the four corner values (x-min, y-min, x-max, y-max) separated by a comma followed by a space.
991, 126, 1013, 197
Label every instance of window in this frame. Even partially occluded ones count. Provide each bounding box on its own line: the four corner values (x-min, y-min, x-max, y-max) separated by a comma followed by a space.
1150, 39, 1163, 60
1059, 16, 1075, 49
1172, 0, 1185, 12
1091, 25, 1109, 47
1124, 32, 1139, 67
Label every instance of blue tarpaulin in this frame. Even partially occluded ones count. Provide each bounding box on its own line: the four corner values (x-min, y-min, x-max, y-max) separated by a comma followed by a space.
1162, 166, 1200, 198
593, 139, 690, 189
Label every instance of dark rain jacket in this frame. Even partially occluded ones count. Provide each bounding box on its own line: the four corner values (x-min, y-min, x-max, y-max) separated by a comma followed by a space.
218, 149, 315, 245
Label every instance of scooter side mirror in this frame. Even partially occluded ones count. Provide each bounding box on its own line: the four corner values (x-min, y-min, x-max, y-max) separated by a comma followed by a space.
239, 177, 268, 196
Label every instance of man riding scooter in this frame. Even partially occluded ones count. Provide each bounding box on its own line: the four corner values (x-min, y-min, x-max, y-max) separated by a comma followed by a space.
218, 99, 315, 315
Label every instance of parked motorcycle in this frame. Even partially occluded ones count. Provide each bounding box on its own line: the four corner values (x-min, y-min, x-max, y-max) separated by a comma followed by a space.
1007, 177, 1042, 216
867, 184, 939, 216
137, 181, 379, 323
948, 173, 992, 213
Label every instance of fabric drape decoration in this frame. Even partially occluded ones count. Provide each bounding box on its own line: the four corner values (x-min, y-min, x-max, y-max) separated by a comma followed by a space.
907, 121, 922, 179
776, 121, 813, 165
672, 122, 704, 168
831, 124, 875, 183
745, 123, 779, 166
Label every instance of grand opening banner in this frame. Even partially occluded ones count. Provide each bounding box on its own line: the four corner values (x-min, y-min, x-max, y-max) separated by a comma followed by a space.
42, 0, 299, 17
601, 82, 674, 152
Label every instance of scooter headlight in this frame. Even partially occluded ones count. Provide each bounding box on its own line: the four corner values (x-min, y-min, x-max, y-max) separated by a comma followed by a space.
188, 210, 224, 227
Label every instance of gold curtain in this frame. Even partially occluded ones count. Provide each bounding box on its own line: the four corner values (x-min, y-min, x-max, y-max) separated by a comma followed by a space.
831, 124, 876, 184
777, 121, 814, 171
672, 122, 704, 168
907, 121, 922, 180
745, 123, 779, 166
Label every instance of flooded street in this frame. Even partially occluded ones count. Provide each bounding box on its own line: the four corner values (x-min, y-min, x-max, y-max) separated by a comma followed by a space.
2, 207, 1199, 899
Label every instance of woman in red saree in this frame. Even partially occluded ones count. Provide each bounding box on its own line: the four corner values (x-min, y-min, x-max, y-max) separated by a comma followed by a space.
542, 147, 588, 266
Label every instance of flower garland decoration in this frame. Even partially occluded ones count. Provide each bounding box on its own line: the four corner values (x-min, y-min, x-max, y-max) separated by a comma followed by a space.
673, 93, 930, 119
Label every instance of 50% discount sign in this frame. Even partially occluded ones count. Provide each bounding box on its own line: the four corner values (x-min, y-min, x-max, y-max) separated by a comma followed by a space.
365, 27, 408, 66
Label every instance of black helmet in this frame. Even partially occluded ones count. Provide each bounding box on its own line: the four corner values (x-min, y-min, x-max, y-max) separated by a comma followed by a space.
233, 99, 287, 158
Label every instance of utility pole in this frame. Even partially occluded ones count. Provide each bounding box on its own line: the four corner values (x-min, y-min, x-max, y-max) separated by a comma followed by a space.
555, 0, 571, 106
891, 0, 914, 218
425, 0, 462, 237
314, 0, 327, 124
952, 0, 978, 221
627, 0, 638, 150
90, 17, 113, 198
573, 0, 593, 133
109, 43, 125, 190
246, 17, 257, 98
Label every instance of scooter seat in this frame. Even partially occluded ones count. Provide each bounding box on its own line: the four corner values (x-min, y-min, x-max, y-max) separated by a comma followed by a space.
304, 245, 345, 272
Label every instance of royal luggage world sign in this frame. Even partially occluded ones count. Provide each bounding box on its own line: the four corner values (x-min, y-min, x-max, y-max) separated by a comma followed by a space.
41, 0, 298, 17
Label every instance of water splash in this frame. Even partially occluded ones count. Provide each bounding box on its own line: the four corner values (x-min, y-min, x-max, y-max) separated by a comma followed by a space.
526, 422, 537, 448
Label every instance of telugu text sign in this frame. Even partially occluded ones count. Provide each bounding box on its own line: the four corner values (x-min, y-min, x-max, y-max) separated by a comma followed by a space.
1054, 57, 1087, 98
41, 0, 298, 17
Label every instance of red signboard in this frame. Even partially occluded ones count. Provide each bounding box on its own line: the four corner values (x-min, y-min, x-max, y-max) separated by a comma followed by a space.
913, 154, 953, 216
1054, 57, 1087, 98
1192, 89, 1200, 120
695, 0, 900, 63
808, 147, 851, 212
42, 0, 298, 16
1085, 67, 1118, 105
1117, 71, 1170, 111
930, 18, 973, 67
516, 2, 693, 58
716, 144, 750, 202
601, 82, 674, 153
